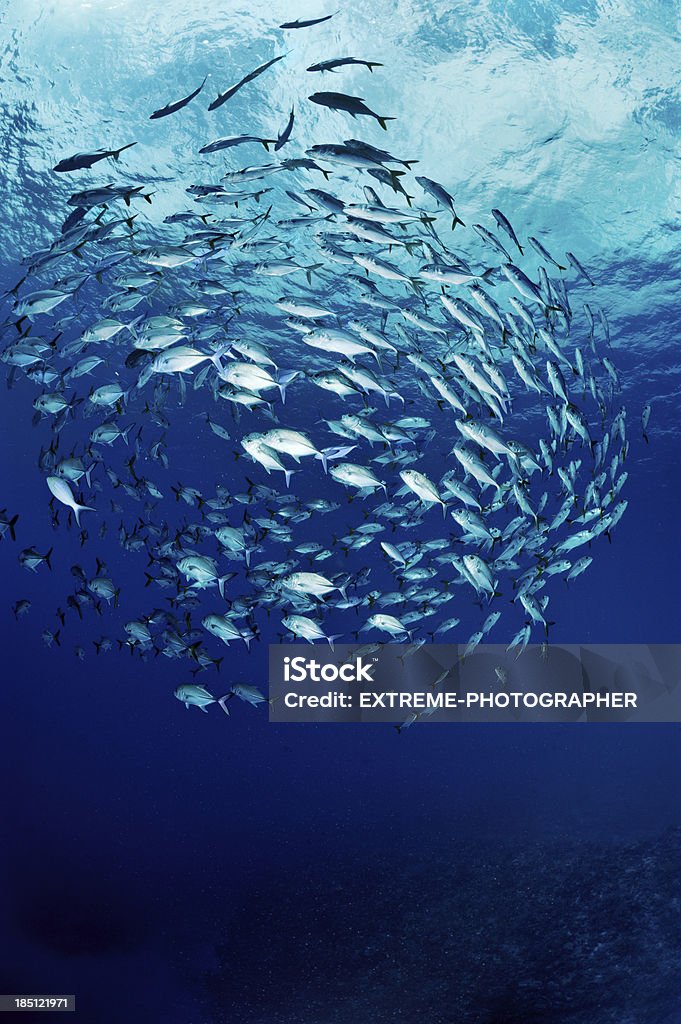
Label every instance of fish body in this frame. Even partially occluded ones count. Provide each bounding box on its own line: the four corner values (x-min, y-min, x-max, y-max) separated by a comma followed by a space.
275, 108, 295, 151
177, 556, 235, 598
566, 251, 595, 285
15, 289, 71, 319
281, 572, 346, 600
641, 403, 651, 442
307, 57, 383, 73
330, 462, 386, 494
281, 12, 337, 28
230, 684, 267, 706
199, 135, 275, 154
260, 428, 322, 464
19, 547, 53, 572
175, 684, 231, 714
527, 235, 566, 271
283, 615, 339, 648
455, 419, 516, 461
364, 613, 411, 638
415, 176, 464, 227
302, 327, 376, 363
151, 346, 213, 375
502, 264, 545, 307
150, 76, 206, 119
308, 92, 395, 130
46, 476, 94, 527
209, 55, 287, 111
0, 512, 19, 541
202, 613, 249, 646
53, 142, 137, 172
399, 470, 446, 513
491, 208, 523, 254
463, 554, 495, 596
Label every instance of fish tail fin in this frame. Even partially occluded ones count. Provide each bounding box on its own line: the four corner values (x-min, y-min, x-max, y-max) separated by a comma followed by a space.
305, 263, 323, 284
8, 514, 18, 541
187, 642, 202, 663
217, 694, 232, 716
275, 370, 294, 403
54, 629, 61, 647
377, 117, 395, 131
284, 469, 295, 488
327, 634, 342, 651
45, 547, 53, 571
113, 142, 138, 159
73, 502, 95, 528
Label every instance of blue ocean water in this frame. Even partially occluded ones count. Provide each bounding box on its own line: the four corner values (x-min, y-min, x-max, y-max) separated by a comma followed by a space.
1, 1, 680, 1021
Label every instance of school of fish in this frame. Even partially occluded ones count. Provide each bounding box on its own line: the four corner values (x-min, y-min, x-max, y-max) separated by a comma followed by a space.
1, 12, 642, 717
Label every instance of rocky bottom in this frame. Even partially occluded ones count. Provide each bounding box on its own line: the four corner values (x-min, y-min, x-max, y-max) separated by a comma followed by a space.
201, 828, 681, 1024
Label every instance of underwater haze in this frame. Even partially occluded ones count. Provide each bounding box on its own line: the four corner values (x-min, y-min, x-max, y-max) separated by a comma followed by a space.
1, 1, 680, 1022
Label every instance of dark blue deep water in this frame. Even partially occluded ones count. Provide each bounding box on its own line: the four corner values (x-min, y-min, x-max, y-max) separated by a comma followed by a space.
1, 2, 680, 1022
